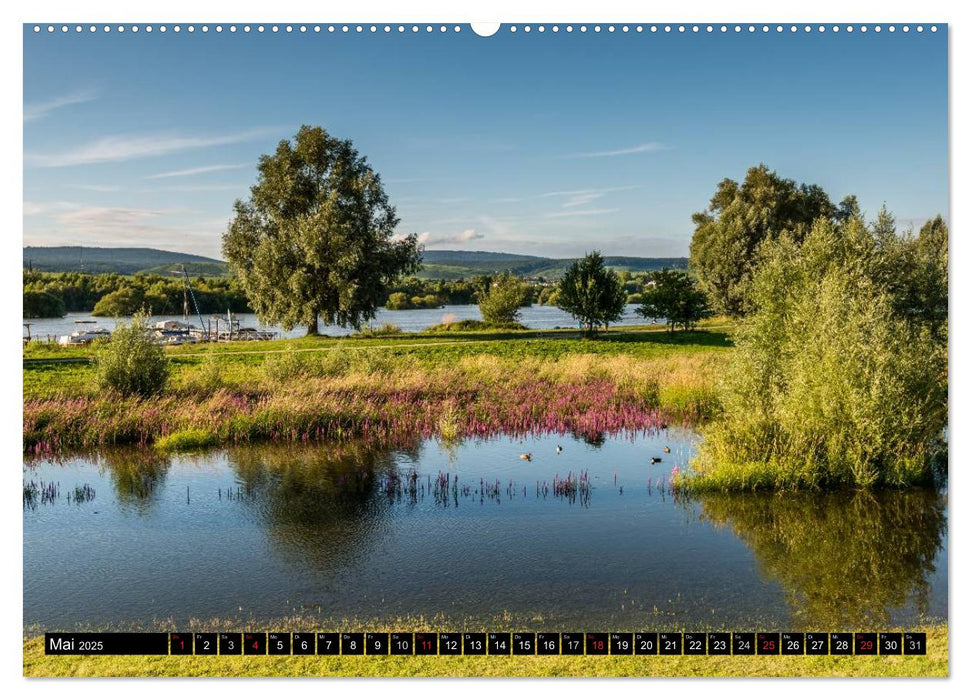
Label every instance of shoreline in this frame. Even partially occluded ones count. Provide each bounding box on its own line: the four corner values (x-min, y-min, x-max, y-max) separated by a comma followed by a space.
25, 328, 728, 456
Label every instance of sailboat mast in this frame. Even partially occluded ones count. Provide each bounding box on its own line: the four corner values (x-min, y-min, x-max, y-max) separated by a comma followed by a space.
180, 264, 207, 332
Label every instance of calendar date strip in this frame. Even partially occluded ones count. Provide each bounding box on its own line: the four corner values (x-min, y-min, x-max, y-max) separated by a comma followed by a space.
44, 631, 927, 656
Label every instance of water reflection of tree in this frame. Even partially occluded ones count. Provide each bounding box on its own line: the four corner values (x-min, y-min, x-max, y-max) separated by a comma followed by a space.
572, 430, 606, 448
97, 449, 171, 512
225, 441, 417, 573
693, 489, 946, 629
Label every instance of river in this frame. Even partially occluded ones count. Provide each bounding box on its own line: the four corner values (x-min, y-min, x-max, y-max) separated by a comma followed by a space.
23, 304, 654, 342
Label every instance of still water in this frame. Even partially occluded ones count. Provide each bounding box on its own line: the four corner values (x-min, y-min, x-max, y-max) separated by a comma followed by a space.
23, 304, 652, 341
23, 431, 947, 631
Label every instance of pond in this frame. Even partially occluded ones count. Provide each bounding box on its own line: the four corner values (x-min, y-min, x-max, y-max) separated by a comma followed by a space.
23, 304, 653, 341
23, 431, 947, 631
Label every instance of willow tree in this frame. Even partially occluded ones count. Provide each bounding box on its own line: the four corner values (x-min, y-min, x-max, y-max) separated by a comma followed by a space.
688, 164, 850, 317
689, 213, 948, 490
223, 126, 420, 334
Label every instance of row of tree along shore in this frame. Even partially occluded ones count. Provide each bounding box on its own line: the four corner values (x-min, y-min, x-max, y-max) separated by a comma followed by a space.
23, 266, 693, 327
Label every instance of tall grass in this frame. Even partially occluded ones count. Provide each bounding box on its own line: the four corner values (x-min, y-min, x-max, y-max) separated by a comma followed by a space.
24, 353, 715, 455
25, 330, 731, 455
154, 428, 219, 452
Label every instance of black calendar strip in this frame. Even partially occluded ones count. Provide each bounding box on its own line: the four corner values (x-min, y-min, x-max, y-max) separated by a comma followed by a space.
45, 631, 927, 656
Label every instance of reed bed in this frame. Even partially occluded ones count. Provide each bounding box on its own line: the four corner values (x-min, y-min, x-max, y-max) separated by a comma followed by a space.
25, 351, 724, 456
23, 479, 95, 508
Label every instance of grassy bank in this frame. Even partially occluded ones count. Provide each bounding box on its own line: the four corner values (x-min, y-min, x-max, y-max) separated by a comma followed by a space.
24, 325, 731, 455
23, 625, 947, 677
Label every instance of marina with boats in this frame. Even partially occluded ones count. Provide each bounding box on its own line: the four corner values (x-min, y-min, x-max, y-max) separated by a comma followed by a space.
24, 266, 279, 346
28, 313, 280, 347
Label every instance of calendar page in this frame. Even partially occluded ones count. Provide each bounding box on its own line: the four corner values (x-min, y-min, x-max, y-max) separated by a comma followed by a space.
21, 17, 949, 680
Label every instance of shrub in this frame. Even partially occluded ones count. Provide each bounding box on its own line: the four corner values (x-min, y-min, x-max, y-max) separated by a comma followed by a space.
437, 400, 461, 445
315, 350, 352, 377
95, 313, 169, 397
356, 323, 402, 337
155, 428, 218, 452
355, 349, 398, 375
385, 292, 412, 310
688, 216, 947, 490
181, 351, 224, 395
424, 319, 526, 333
478, 272, 530, 325
262, 346, 308, 383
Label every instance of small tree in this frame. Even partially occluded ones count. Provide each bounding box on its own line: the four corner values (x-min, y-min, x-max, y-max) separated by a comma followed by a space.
556, 251, 627, 333
92, 287, 142, 317
637, 269, 709, 332
385, 292, 412, 310
478, 272, 529, 325
96, 313, 169, 397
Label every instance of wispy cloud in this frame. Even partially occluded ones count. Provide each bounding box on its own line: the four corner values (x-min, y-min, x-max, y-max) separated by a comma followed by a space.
24, 90, 97, 122
24, 202, 229, 255
403, 228, 485, 247
22, 200, 82, 216
544, 208, 620, 218
561, 192, 603, 208
55, 205, 170, 228
142, 184, 248, 193
495, 186, 638, 207
568, 142, 670, 158
145, 164, 248, 180
34, 204, 211, 248
26, 128, 278, 168
69, 184, 124, 193
541, 186, 638, 208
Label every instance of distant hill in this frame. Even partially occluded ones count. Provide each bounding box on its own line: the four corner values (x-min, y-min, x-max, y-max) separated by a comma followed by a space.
23, 247, 227, 276
23, 246, 687, 279
419, 250, 688, 279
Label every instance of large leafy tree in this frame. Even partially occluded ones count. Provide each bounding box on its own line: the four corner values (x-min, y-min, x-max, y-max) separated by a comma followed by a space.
556, 251, 627, 333
689, 164, 847, 317
223, 126, 421, 334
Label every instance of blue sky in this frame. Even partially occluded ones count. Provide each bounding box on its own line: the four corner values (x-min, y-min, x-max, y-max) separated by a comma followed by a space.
23, 25, 948, 259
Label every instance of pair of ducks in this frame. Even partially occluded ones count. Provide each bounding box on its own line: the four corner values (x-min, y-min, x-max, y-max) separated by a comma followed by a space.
519, 444, 563, 461
650, 446, 673, 464
521, 445, 671, 462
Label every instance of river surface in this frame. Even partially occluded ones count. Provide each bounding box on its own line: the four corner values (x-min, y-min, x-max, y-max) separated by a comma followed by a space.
23, 431, 947, 631
23, 304, 653, 341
